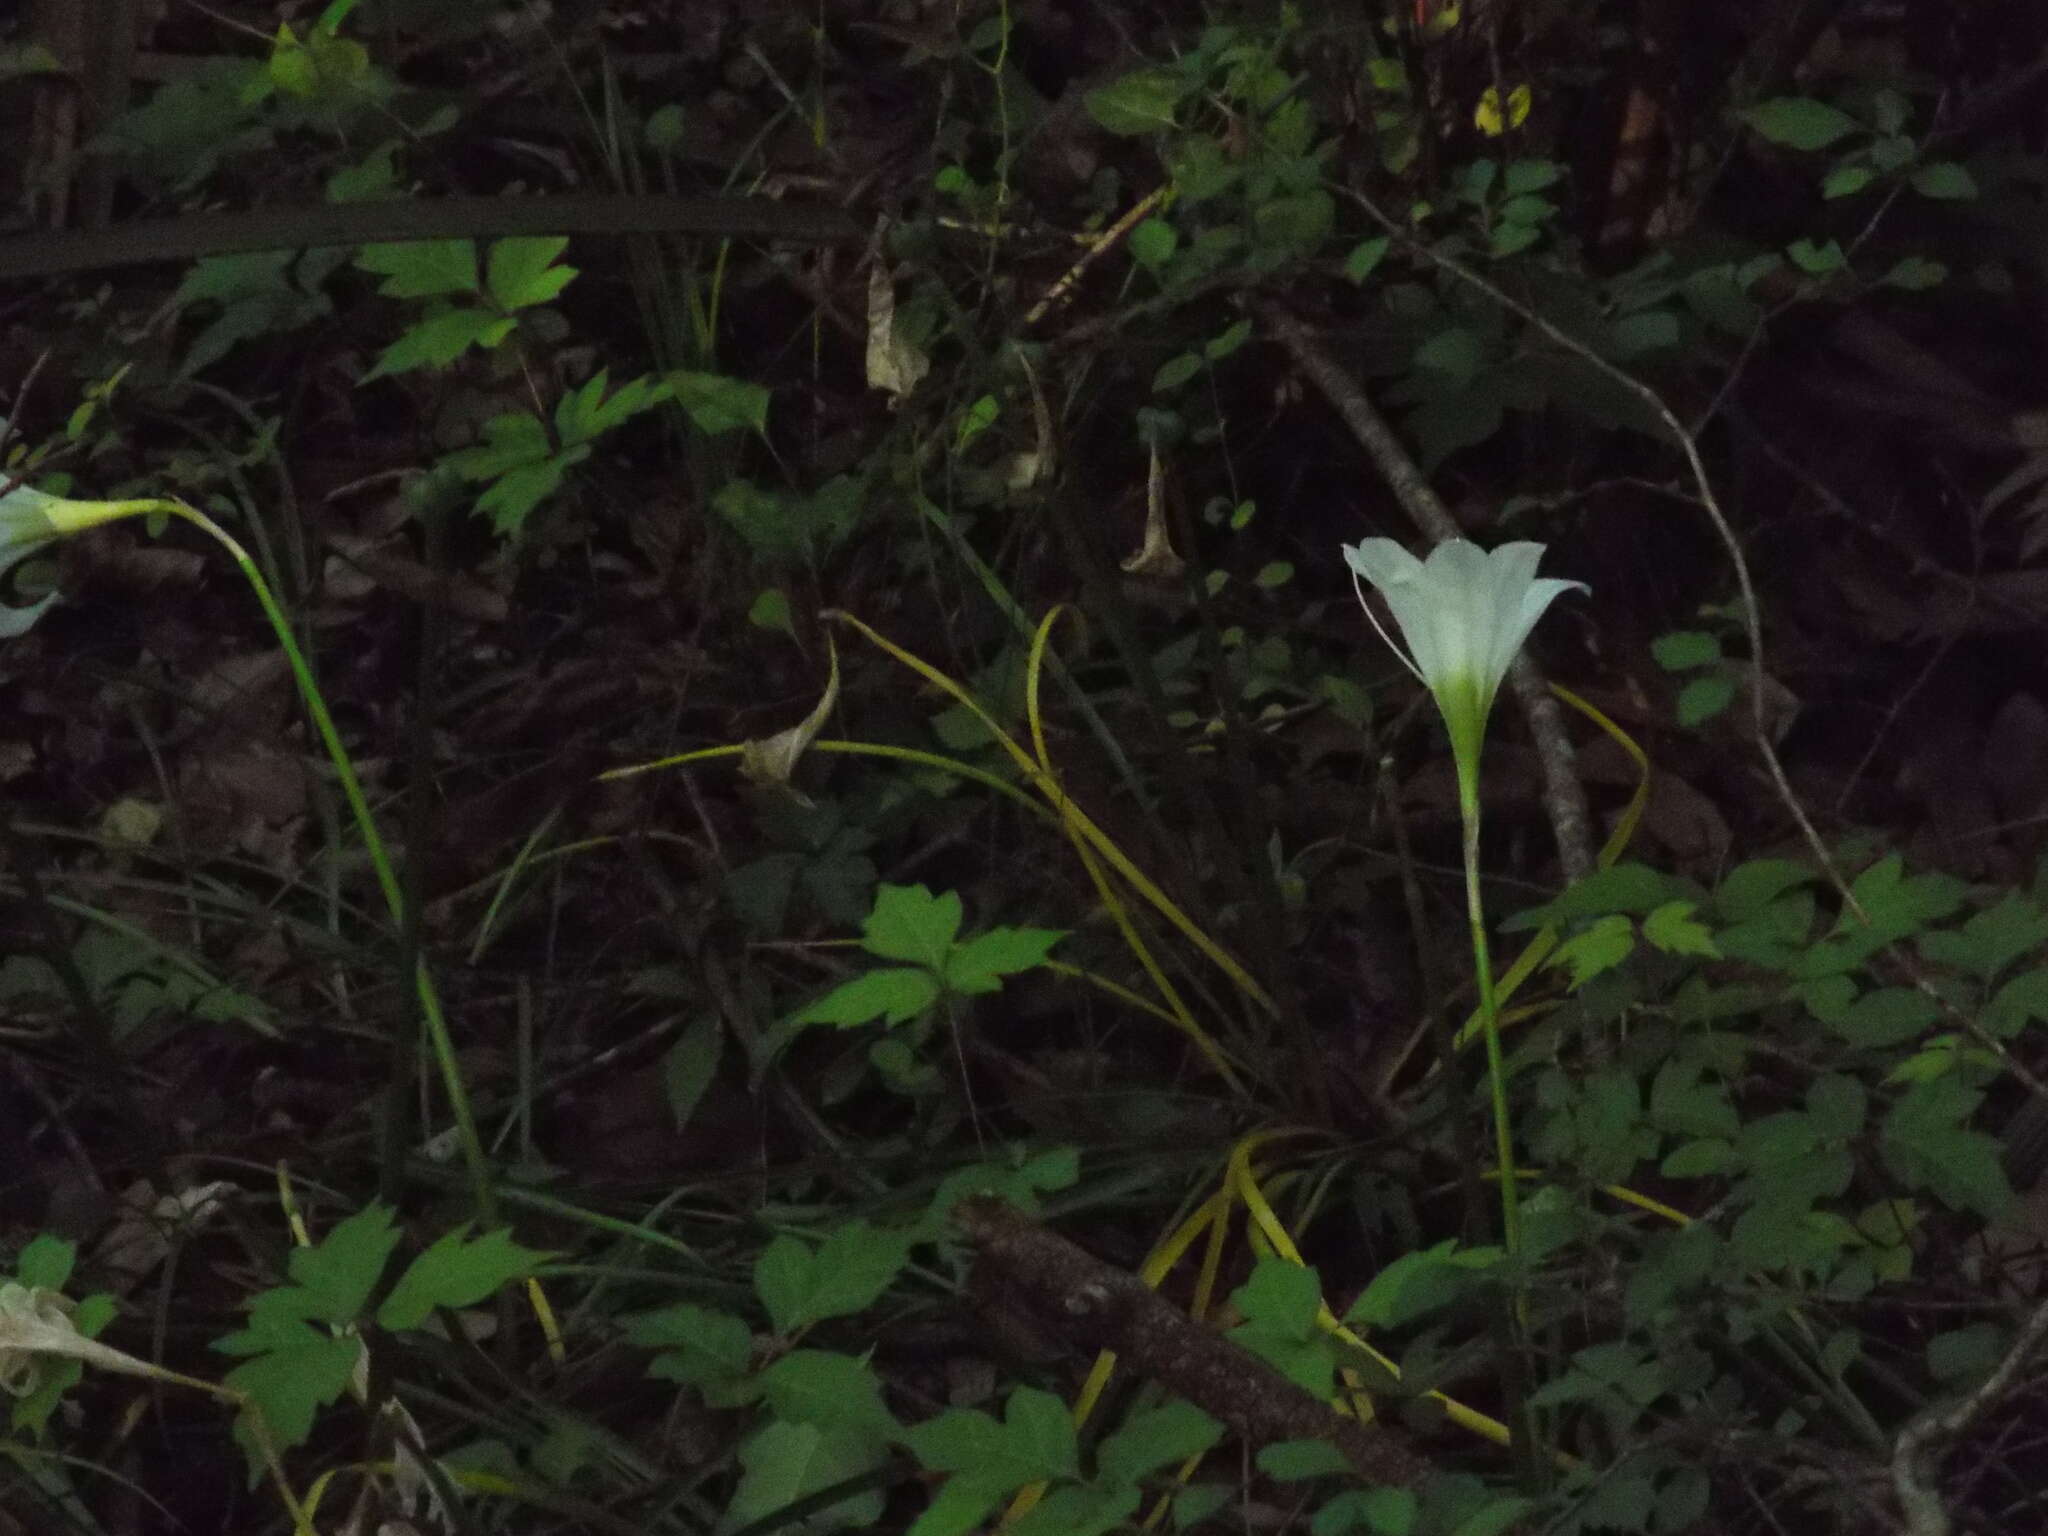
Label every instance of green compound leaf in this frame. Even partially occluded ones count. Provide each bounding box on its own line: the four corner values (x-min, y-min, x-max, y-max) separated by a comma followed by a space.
374, 1225, 550, 1332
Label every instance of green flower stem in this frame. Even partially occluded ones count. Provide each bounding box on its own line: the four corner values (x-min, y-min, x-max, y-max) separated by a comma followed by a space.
136, 499, 495, 1224
1458, 771, 1522, 1262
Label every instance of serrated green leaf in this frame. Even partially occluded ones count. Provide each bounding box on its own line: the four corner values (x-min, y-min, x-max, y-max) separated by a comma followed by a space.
1233, 1257, 1323, 1340
289, 1205, 401, 1324
1643, 900, 1721, 958
1549, 913, 1636, 988
366, 306, 514, 378
221, 1326, 362, 1468
356, 239, 479, 298
795, 968, 940, 1028
485, 236, 577, 310
1743, 97, 1862, 151
375, 1225, 550, 1331
945, 926, 1063, 995
1788, 237, 1847, 275
861, 884, 961, 968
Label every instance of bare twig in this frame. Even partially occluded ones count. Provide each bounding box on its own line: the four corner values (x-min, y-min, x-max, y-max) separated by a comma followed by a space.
954, 1196, 1446, 1492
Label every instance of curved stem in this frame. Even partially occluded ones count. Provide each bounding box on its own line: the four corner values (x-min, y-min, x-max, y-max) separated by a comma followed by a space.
141, 500, 495, 1224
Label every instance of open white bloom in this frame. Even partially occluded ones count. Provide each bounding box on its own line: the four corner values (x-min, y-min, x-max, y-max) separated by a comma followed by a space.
1342, 538, 1587, 791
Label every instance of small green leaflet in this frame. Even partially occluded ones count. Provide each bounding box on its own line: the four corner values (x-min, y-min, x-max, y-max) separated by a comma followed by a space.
1742, 97, 1862, 151
725, 1419, 890, 1536
627, 1302, 757, 1407
1548, 913, 1636, 988
795, 967, 939, 1027
485, 236, 578, 310
1642, 901, 1720, 959
753, 1221, 910, 1336
375, 1224, 550, 1330
907, 1386, 1079, 1485
862, 883, 961, 968
356, 239, 480, 299
1228, 1258, 1333, 1397
1084, 68, 1191, 136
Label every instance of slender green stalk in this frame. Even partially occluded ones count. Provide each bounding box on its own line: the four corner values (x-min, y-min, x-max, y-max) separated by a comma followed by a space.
1458, 767, 1522, 1260
114, 499, 496, 1223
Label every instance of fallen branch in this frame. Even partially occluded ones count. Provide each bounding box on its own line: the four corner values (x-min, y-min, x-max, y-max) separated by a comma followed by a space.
953, 1196, 1443, 1490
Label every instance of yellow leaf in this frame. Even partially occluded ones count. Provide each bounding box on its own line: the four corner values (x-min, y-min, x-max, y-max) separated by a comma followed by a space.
1474, 84, 1532, 138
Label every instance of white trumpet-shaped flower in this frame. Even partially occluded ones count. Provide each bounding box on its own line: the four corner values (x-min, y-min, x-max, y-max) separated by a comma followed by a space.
1342, 537, 1587, 796
0, 482, 151, 637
